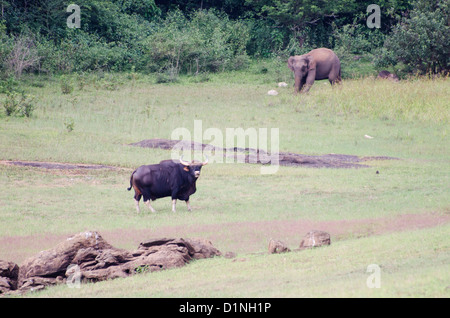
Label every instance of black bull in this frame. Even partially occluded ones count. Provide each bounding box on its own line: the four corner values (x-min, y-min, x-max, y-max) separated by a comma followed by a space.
127, 158, 208, 213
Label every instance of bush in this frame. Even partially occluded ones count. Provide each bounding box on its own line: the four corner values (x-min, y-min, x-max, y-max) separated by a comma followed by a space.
19, 93, 36, 117
246, 19, 286, 57
2, 90, 36, 117
333, 23, 385, 58
143, 9, 251, 75
0, 76, 18, 94
0, 24, 13, 75
60, 76, 74, 94
64, 117, 75, 132
375, 0, 450, 75
155, 71, 178, 84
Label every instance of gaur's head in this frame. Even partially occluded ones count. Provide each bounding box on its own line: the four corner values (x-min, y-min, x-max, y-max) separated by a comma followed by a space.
179, 156, 208, 178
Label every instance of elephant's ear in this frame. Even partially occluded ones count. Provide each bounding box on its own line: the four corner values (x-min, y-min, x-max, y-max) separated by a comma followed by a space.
306, 55, 316, 71
287, 56, 295, 72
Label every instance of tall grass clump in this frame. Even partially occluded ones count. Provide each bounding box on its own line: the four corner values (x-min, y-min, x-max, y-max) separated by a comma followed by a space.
298, 77, 449, 123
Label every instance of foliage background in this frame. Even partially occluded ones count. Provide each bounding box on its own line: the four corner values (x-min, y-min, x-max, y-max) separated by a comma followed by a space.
0, 0, 448, 78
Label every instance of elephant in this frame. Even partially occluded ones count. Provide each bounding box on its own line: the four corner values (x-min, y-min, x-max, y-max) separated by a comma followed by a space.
377, 70, 399, 82
288, 48, 341, 93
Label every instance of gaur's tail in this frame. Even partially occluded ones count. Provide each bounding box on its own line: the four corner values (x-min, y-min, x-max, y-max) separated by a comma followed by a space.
127, 170, 136, 191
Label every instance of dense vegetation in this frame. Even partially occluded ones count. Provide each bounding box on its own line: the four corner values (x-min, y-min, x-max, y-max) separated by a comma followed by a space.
0, 0, 448, 79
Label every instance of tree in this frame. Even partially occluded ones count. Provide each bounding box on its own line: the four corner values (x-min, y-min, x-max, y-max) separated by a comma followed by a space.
245, 0, 358, 30
6, 35, 40, 78
378, 0, 449, 74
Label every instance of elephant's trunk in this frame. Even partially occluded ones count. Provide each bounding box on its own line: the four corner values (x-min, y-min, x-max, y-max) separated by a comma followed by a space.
294, 70, 303, 93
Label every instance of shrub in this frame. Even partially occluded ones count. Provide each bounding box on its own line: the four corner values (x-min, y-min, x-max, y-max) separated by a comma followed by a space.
2, 91, 20, 116
64, 117, 75, 132
143, 9, 251, 75
375, 0, 450, 75
246, 19, 286, 57
18, 94, 36, 117
155, 70, 180, 84
2, 90, 36, 117
333, 23, 385, 57
60, 76, 74, 94
0, 76, 19, 94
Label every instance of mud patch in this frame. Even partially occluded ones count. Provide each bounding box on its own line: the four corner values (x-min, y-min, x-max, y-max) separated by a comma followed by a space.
1, 160, 115, 170
130, 138, 398, 168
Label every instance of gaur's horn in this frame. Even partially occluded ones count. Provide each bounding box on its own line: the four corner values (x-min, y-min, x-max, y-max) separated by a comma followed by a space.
202, 155, 208, 166
179, 156, 190, 166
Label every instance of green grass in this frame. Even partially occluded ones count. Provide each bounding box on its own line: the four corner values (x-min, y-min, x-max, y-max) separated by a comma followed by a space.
1, 157, 447, 238
1, 72, 448, 168
0, 69, 449, 297
25, 224, 450, 298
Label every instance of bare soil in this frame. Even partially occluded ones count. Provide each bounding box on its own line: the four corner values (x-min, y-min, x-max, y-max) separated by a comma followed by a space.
130, 138, 398, 168
1, 212, 448, 264
1, 160, 115, 170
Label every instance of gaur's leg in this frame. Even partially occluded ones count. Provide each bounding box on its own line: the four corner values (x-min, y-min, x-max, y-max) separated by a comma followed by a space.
134, 194, 142, 213
144, 199, 156, 213
172, 199, 177, 212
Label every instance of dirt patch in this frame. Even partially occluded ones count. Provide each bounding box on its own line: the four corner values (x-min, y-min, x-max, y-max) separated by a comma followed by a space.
105, 212, 448, 254
130, 138, 398, 168
1, 160, 115, 170
2, 212, 448, 264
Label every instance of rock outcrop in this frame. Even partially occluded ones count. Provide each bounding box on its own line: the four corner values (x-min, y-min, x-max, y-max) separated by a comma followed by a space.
299, 230, 331, 249
1, 231, 221, 294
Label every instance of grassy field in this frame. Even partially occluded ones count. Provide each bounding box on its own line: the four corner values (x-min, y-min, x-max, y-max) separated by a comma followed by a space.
25, 224, 450, 298
0, 65, 449, 297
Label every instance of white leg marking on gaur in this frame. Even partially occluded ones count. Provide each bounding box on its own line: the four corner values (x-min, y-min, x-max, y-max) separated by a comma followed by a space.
145, 200, 156, 213
172, 199, 177, 212
134, 199, 140, 213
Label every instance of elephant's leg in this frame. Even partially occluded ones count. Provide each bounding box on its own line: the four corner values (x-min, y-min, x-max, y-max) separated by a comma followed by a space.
329, 68, 342, 86
297, 78, 306, 93
302, 72, 316, 93
329, 77, 342, 86
302, 84, 312, 93
294, 74, 305, 93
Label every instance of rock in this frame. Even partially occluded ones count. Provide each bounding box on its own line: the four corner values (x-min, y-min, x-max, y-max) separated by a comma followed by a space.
267, 90, 278, 95
18, 276, 61, 293
0, 260, 19, 294
299, 231, 331, 249
224, 251, 236, 259
71, 246, 134, 283
129, 238, 194, 272
268, 239, 291, 254
185, 238, 222, 259
18, 231, 114, 292
5, 232, 222, 294
278, 82, 288, 87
